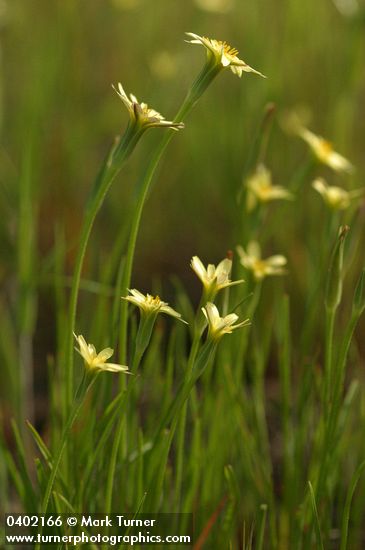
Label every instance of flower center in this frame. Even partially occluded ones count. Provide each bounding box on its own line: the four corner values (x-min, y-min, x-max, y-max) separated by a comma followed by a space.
327, 188, 347, 206
318, 139, 333, 160
209, 38, 239, 59
257, 183, 272, 198
145, 294, 161, 307
253, 259, 267, 278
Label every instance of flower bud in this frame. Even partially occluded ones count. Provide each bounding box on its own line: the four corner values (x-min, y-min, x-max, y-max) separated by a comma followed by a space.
325, 225, 349, 311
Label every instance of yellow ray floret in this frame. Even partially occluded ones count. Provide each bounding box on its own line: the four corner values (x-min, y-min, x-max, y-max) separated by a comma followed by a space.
74, 333, 129, 373
186, 32, 266, 78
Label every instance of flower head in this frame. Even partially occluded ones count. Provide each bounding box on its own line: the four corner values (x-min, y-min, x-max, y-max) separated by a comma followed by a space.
237, 242, 287, 280
297, 126, 353, 174
191, 256, 243, 298
202, 302, 249, 340
113, 83, 184, 131
185, 32, 266, 78
246, 164, 294, 211
74, 333, 128, 373
312, 178, 364, 210
123, 289, 186, 322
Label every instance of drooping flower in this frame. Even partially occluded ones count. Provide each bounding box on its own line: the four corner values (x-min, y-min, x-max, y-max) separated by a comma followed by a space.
312, 178, 364, 210
297, 126, 354, 174
185, 32, 266, 78
74, 333, 128, 373
246, 164, 294, 211
191, 256, 243, 298
237, 242, 287, 280
123, 289, 186, 322
113, 83, 184, 131
202, 302, 249, 340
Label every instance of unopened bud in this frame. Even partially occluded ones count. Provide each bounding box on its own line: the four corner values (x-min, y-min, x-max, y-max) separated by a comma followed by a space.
325, 225, 349, 311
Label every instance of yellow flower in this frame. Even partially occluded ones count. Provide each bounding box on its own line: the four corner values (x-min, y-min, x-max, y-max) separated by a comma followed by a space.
312, 178, 363, 210
113, 83, 184, 131
246, 164, 294, 211
237, 242, 287, 280
191, 256, 244, 297
123, 289, 186, 322
202, 302, 249, 340
185, 32, 266, 78
74, 333, 128, 373
298, 126, 353, 174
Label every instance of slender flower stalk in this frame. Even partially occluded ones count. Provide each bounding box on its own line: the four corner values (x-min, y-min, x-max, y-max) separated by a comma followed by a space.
40, 371, 95, 517
321, 270, 365, 468
65, 85, 183, 412
330, 269, 365, 435
311, 227, 351, 523
325, 225, 349, 313
119, 32, 265, 364
105, 290, 186, 517
151, 302, 248, 449
324, 226, 349, 413
146, 303, 249, 510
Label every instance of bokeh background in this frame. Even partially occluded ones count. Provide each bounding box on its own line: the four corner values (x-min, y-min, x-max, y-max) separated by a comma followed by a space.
1, 0, 365, 419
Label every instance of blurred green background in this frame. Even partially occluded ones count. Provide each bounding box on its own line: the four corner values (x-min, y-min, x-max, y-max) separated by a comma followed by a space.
1, 0, 365, 412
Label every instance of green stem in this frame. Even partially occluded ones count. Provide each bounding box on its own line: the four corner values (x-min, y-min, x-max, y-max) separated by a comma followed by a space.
340, 460, 365, 550
174, 401, 187, 511
278, 295, 294, 524
118, 63, 221, 364
146, 340, 217, 510
257, 504, 268, 550
152, 339, 217, 450
236, 281, 262, 383
36, 371, 96, 550
65, 125, 142, 412
315, 310, 361, 505
324, 307, 336, 413
310, 307, 336, 516
104, 343, 144, 517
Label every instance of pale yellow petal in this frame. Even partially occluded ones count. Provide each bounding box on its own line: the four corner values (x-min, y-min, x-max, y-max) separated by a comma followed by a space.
96, 347, 114, 363
191, 256, 208, 282
99, 363, 129, 373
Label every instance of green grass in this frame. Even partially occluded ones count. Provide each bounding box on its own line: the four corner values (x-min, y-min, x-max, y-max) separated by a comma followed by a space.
1, 0, 365, 548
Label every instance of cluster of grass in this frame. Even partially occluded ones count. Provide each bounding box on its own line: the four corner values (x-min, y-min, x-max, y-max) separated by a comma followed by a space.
1, 1, 365, 548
